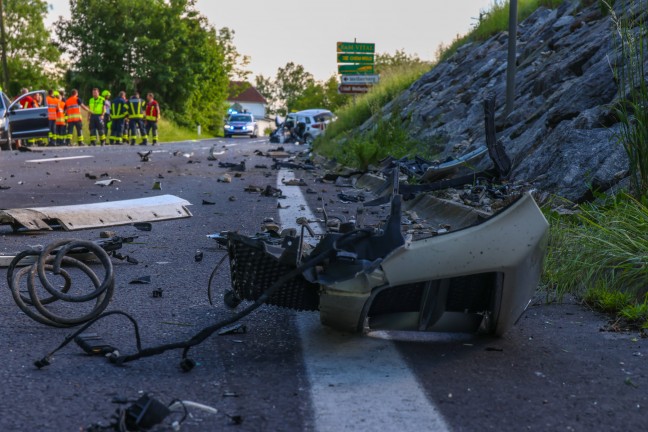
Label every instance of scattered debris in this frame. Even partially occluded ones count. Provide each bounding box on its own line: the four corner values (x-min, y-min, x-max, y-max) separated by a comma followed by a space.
282, 178, 307, 186
129, 275, 152, 284
244, 185, 264, 193
218, 323, 247, 335
138, 150, 152, 162
85, 172, 98, 180
228, 196, 236, 202
100, 230, 117, 238
95, 178, 121, 186
261, 185, 283, 198
152, 288, 163, 298
152, 181, 162, 190
218, 174, 232, 183
133, 222, 153, 231
195, 250, 204, 262
219, 161, 245, 171
202, 199, 216, 205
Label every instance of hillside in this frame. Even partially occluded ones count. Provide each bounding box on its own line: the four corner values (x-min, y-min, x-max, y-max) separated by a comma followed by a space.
365, 0, 641, 202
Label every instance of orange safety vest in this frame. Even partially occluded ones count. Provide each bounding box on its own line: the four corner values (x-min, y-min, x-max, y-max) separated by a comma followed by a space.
56, 100, 66, 126
65, 95, 82, 123
46, 96, 58, 120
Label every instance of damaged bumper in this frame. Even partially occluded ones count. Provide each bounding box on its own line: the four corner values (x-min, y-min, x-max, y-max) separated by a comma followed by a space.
225, 192, 548, 337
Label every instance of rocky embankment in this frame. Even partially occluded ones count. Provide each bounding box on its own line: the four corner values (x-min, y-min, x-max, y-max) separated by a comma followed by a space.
373, 0, 644, 202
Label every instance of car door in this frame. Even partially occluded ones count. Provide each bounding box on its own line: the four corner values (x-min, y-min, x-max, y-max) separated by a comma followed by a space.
7, 90, 49, 139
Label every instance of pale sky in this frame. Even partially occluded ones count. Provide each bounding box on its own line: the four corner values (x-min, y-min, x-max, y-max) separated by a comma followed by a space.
46, 0, 495, 81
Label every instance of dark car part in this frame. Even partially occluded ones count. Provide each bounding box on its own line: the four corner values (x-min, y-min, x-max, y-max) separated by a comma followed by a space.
7, 239, 115, 327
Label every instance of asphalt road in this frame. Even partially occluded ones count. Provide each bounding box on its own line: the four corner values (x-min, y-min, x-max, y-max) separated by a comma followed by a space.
0, 139, 645, 431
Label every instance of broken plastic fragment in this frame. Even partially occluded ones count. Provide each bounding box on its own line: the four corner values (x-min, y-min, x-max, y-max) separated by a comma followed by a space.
95, 178, 121, 186
129, 275, 152, 284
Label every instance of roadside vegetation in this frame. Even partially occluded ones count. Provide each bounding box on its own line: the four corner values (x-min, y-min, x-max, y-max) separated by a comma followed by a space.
543, 0, 648, 330
315, 0, 565, 168
543, 194, 648, 329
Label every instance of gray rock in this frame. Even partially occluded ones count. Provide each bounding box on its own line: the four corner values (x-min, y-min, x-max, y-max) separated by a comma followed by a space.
347, 0, 646, 201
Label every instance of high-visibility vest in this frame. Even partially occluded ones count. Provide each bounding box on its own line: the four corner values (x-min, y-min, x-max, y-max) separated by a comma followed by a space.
111, 97, 128, 119
46, 96, 58, 120
88, 96, 105, 115
128, 97, 145, 119
145, 100, 159, 121
64, 95, 82, 122
56, 100, 66, 126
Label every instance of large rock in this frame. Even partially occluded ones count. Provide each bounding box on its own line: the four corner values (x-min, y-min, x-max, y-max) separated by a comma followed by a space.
359, 0, 646, 201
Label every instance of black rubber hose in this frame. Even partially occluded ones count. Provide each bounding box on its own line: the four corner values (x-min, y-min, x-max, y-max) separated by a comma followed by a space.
8, 239, 115, 327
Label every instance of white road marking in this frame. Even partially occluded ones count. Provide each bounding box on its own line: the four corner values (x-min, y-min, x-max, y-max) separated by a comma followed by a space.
26, 155, 94, 163
223, 143, 237, 147
277, 169, 450, 432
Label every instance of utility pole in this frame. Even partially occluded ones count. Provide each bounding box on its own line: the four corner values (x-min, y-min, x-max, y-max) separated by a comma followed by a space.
505, 0, 518, 116
0, 0, 8, 91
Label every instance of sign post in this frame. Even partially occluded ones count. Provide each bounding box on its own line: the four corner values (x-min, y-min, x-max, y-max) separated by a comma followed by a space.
337, 40, 379, 95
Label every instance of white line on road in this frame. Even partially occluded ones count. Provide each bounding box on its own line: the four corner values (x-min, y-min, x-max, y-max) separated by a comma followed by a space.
277, 169, 450, 432
26, 155, 94, 163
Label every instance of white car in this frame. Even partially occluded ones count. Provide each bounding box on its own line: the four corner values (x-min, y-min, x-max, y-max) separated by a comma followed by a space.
285, 109, 336, 143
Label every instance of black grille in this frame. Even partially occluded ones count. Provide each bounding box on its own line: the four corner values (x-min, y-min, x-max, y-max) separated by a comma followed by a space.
227, 234, 319, 311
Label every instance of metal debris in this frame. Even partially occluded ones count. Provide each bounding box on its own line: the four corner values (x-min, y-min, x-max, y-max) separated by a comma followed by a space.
0, 195, 192, 231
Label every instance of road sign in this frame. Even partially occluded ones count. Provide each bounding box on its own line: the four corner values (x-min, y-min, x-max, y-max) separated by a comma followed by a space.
338, 64, 374, 74
341, 74, 380, 84
337, 42, 375, 53
338, 84, 372, 94
337, 53, 374, 64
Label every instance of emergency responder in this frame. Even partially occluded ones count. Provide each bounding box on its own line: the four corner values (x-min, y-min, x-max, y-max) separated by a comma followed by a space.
46, 90, 59, 146
64, 89, 90, 146
127, 92, 146, 145
144, 92, 160, 145
102, 90, 112, 143
55, 92, 67, 146
110, 91, 128, 144
87, 87, 106, 146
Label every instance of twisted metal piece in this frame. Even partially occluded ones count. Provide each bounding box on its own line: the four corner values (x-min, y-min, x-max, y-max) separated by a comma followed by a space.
7, 239, 115, 327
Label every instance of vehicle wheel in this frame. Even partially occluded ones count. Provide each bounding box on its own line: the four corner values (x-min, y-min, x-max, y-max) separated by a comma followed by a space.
0, 129, 11, 151
224, 134, 231, 139
224, 290, 242, 309
304, 134, 314, 145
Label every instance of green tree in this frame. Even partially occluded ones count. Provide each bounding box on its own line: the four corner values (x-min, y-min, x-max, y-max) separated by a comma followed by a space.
56, 0, 235, 133
2, 0, 62, 95
274, 62, 314, 115
254, 73, 276, 114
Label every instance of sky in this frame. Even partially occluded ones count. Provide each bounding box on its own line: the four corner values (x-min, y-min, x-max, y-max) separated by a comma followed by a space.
46, 0, 495, 81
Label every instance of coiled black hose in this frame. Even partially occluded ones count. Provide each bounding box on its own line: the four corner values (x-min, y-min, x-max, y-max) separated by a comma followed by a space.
7, 239, 115, 327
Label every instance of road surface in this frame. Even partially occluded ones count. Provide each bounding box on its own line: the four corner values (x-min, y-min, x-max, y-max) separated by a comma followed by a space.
0, 139, 645, 431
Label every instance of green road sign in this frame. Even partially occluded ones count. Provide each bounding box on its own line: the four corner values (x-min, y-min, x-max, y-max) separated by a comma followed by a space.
337, 42, 375, 53
338, 64, 375, 74
337, 53, 374, 64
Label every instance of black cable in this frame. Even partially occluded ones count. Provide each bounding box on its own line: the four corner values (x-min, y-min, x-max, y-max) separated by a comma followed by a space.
8, 239, 115, 327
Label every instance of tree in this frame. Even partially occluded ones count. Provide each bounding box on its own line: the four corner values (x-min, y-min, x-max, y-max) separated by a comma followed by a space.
56, 0, 237, 133
273, 62, 314, 115
2, 0, 62, 95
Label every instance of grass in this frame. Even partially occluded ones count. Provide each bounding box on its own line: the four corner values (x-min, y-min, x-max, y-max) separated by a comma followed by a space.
319, 63, 431, 143
607, 0, 648, 198
543, 193, 648, 329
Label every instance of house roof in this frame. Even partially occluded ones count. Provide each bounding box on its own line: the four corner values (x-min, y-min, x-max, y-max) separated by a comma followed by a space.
228, 81, 267, 104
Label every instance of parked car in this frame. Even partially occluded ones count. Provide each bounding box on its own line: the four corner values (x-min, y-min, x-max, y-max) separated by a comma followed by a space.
284, 109, 336, 144
0, 90, 50, 151
223, 113, 258, 138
